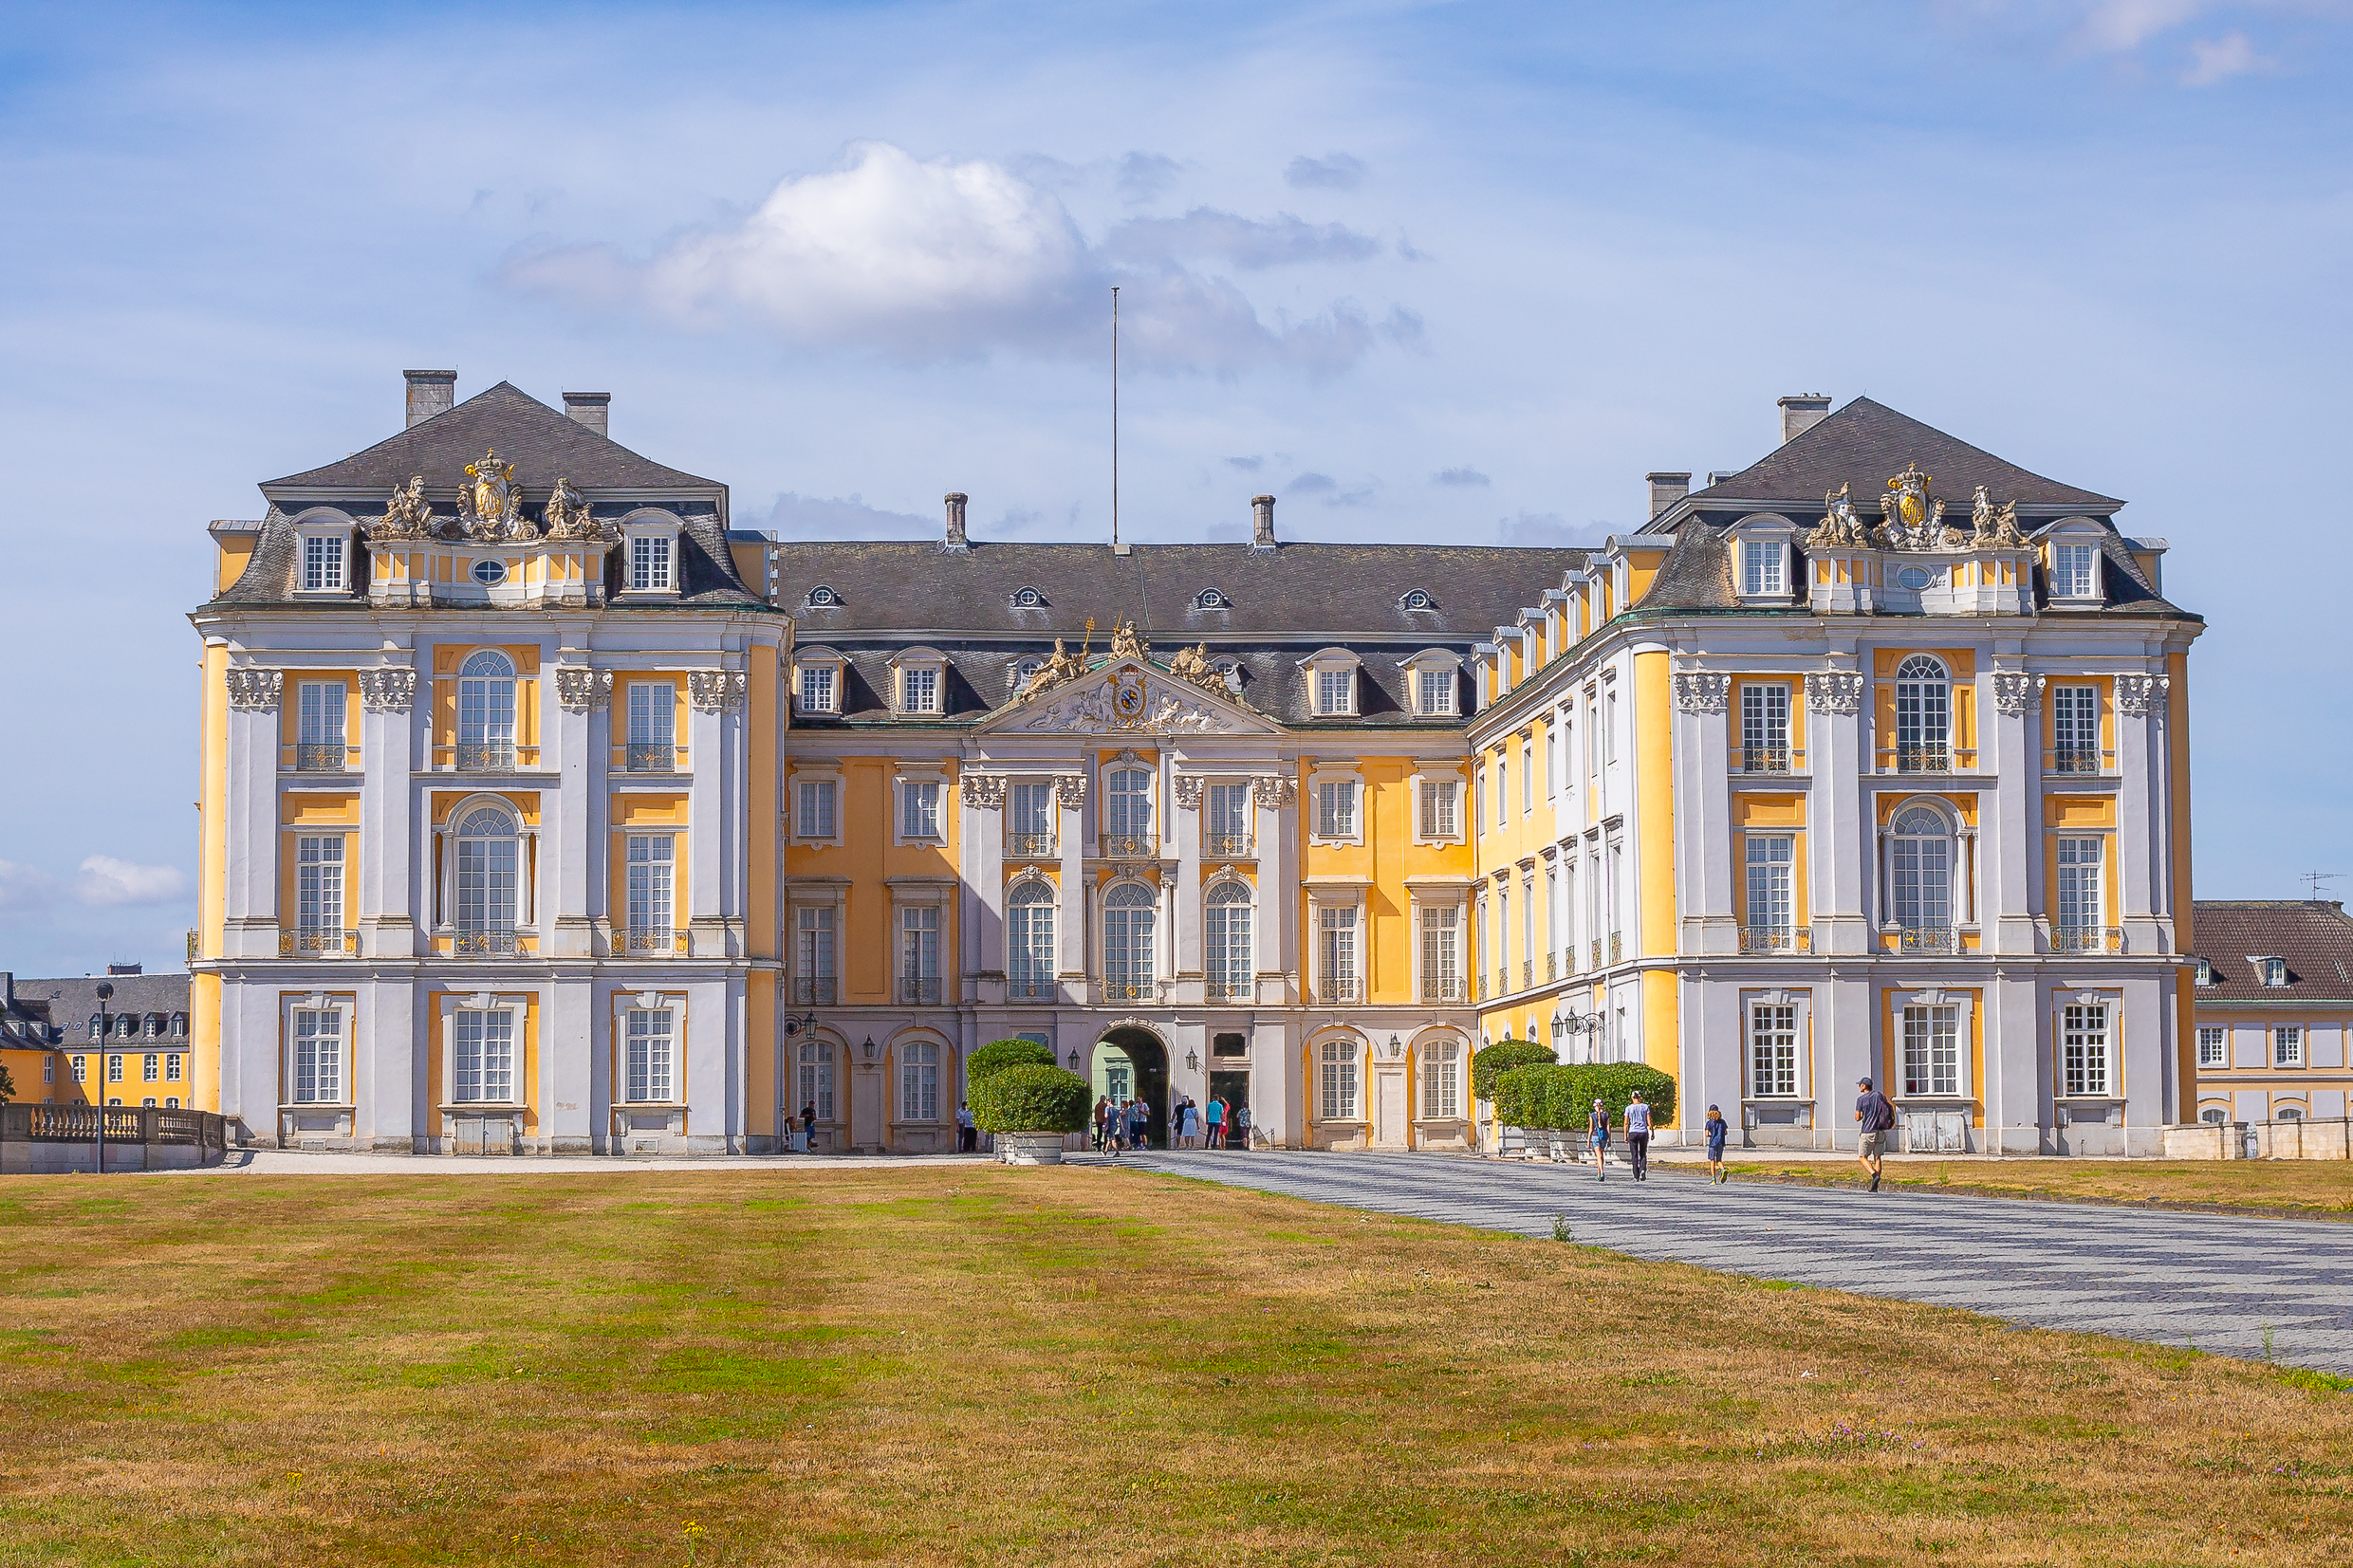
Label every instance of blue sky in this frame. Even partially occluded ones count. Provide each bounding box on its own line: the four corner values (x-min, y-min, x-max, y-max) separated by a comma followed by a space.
2, 0, 2347, 973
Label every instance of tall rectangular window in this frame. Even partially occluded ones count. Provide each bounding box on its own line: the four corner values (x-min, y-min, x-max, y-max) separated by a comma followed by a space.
2051, 685, 2099, 772
141, 1053, 159, 1082
1520, 874, 1535, 981
1419, 779, 1457, 839
297, 835, 344, 934
1421, 1042, 1460, 1119
1315, 668, 1353, 715
626, 681, 675, 768
1750, 1003, 1797, 1097
1902, 1004, 1960, 1097
901, 780, 941, 839
1546, 726, 1560, 797
1741, 683, 1790, 772
165, 1054, 182, 1082
1740, 539, 1785, 596
1744, 835, 1793, 939
797, 664, 837, 714
302, 534, 343, 591
2062, 1003, 2110, 1096
291, 1009, 343, 1103
1105, 767, 1152, 842
1317, 904, 1359, 1000
297, 682, 346, 765
901, 905, 939, 1000
1010, 781, 1056, 853
2055, 837, 2103, 936
453, 1008, 515, 1102
900, 666, 940, 714
1493, 758, 1508, 827
1416, 668, 1454, 716
797, 1042, 836, 1122
1521, 743, 1534, 814
1206, 783, 1251, 853
2196, 1025, 2227, 1068
1314, 780, 1357, 839
625, 1007, 675, 1102
1494, 884, 1510, 983
1205, 885, 1252, 999
625, 835, 674, 945
2276, 1026, 2306, 1068
796, 778, 838, 839
629, 534, 673, 591
1420, 905, 1459, 1000
1319, 1040, 1358, 1119
1007, 887, 1055, 996
1604, 691, 1618, 764
899, 1041, 940, 1121
796, 906, 836, 1003
2051, 542, 2099, 599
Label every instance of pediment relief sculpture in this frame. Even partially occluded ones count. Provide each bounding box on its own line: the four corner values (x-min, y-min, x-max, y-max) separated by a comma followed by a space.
1108, 618, 1149, 660
1810, 470, 2029, 554
1009, 661, 1265, 736
543, 476, 615, 543
368, 475, 438, 541
458, 450, 538, 543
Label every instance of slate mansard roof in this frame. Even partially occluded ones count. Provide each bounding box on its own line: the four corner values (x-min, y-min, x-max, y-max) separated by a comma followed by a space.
2192, 902, 2353, 1005
206, 382, 762, 611
778, 540, 1593, 728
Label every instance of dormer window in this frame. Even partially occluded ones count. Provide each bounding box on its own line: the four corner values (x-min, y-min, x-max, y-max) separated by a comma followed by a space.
1740, 539, 1786, 597
891, 648, 948, 717
1398, 649, 1463, 718
1010, 586, 1047, 609
794, 649, 846, 716
291, 511, 358, 596
2045, 522, 2107, 607
1299, 649, 1362, 717
1010, 655, 1046, 693
1399, 589, 1436, 613
1194, 588, 1232, 610
619, 510, 685, 598
806, 585, 843, 609
2256, 955, 2289, 988
2193, 957, 2214, 987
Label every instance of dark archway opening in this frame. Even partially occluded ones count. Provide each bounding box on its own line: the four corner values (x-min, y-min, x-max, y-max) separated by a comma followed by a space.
1095, 1027, 1170, 1149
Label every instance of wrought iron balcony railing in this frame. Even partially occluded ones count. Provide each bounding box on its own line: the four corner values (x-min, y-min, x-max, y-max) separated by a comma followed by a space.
624, 743, 676, 773
294, 743, 346, 773
622, 927, 682, 954
2048, 746, 2103, 776
1739, 925, 1812, 954
2049, 925, 2121, 954
1204, 832, 1251, 857
1896, 926, 1957, 954
1005, 832, 1056, 857
1421, 975, 1466, 1003
454, 928, 521, 956
899, 976, 942, 1005
1099, 834, 1154, 859
280, 928, 357, 956
1205, 976, 1252, 1002
1101, 978, 1155, 1003
791, 976, 838, 1005
1740, 743, 1791, 775
1319, 976, 1362, 1004
455, 741, 517, 772
1005, 977, 1055, 1001
1881, 744, 1978, 774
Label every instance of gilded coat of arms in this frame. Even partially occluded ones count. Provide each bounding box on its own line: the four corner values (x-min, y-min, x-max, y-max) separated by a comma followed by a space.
1111, 670, 1149, 723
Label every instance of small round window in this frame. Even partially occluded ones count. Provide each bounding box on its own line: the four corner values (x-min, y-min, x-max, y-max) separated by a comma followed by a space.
1401, 589, 1435, 611
472, 559, 508, 586
1893, 565, 1934, 591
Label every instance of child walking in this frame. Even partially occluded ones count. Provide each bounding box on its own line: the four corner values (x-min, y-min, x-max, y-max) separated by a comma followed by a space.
1704, 1102, 1730, 1185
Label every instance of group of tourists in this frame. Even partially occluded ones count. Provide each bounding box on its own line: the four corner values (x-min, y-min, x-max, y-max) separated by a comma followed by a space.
1091, 1094, 1251, 1154
1574, 1076, 1901, 1190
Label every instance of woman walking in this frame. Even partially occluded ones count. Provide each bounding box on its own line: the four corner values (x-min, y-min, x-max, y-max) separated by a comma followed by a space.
1704, 1103, 1730, 1185
1587, 1098, 1611, 1182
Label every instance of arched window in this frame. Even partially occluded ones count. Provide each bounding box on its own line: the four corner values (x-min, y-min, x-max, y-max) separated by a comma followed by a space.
1318, 1038, 1359, 1119
1889, 803, 1954, 951
454, 804, 521, 953
1894, 655, 1951, 772
899, 1040, 940, 1121
457, 651, 518, 770
1205, 881, 1253, 1001
1420, 1038, 1461, 1119
797, 1041, 835, 1123
1102, 881, 1158, 1001
1105, 766, 1153, 852
1007, 880, 1057, 999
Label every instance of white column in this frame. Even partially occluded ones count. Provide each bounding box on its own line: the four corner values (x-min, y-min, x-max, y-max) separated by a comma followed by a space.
1805, 664, 1869, 955
1056, 772, 1086, 1000
2114, 673, 2167, 951
963, 773, 1005, 999
1173, 774, 1202, 995
223, 673, 283, 959
1672, 671, 1734, 955
359, 663, 417, 959
1983, 666, 2039, 957
685, 684, 728, 956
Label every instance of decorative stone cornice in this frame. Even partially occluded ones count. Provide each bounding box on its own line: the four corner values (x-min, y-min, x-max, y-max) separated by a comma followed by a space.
1171, 774, 1205, 810
1251, 774, 1296, 810
1804, 670, 1865, 716
1992, 671, 2045, 717
1671, 671, 1731, 714
226, 669, 283, 712
2116, 673, 2170, 717
554, 667, 613, 713
357, 668, 416, 714
1053, 773, 1088, 807
687, 670, 749, 712
960, 772, 1006, 809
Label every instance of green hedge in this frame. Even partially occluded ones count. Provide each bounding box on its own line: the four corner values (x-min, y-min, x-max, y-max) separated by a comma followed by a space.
971, 1063, 1092, 1134
1471, 1040, 1556, 1103
969, 1038, 1056, 1084
1493, 1061, 1677, 1130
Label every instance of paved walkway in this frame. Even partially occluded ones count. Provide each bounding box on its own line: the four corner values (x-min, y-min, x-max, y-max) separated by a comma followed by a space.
1110, 1149, 2353, 1374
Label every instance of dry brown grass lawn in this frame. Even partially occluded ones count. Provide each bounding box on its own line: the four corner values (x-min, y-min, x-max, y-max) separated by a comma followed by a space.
0, 1167, 2349, 1566
1727, 1156, 2353, 1218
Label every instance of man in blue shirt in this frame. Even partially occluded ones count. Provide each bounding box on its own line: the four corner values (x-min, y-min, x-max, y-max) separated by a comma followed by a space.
1855, 1076, 1897, 1191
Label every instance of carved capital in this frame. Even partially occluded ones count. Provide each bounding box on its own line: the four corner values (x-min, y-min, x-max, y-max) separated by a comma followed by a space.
1251, 774, 1297, 810
226, 669, 283, 712
357, 668, 416, 714
687, 670, 748, 712
1671, 671, 1731, 715
1804, 670, 1865, 716
2116, 673, 2170, 717
961, 772, 1006, 809
553, 667, 613, 713
1992, 671, 2044, 717
1171, 774, 1205, 810
1053, 773, 1088, 807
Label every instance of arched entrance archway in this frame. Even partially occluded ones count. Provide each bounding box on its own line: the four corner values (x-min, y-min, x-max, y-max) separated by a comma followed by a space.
1094, 1025, 1170, 1149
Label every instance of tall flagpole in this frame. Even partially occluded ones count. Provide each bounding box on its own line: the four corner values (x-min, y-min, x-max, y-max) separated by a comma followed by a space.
1110, 286, 1121, 551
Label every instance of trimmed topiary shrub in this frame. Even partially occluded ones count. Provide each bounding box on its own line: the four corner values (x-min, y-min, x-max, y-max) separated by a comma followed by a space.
1492, 1062, 1577, 1130
1472, 1040, 1557, 1103
1492, 1061, 1678, 1131
969, 1038, 1056, 1085
1579, 1061, 1677, 1126
971, 1063, 1092, 1134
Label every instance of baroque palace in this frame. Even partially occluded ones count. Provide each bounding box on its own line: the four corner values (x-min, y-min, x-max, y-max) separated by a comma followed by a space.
188, 375, 2202, 1157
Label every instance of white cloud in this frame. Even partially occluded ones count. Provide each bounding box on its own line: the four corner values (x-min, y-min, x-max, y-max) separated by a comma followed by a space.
1285, 153, 1368, 191
760, 490, 934, 541
504, 142, 1413, 378
1436, 466, 1491, 487
73, 856, 188, 908
2071, 0, 2214, 51
1116, 152, 1182, 205
2182, 28, 2274, 80
0, 862, 57, 913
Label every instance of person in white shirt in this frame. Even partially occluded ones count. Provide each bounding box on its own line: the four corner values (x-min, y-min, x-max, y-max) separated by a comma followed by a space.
1622, 1091, 1652, 1182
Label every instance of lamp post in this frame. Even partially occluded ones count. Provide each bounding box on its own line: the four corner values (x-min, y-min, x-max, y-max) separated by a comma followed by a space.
92, 981, 112, 1176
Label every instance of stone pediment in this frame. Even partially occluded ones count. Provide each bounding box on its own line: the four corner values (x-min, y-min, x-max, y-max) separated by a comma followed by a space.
979, 658, 1281, 736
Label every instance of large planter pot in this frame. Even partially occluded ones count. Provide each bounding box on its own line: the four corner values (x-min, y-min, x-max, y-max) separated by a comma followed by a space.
998, 1131, 1065, 1166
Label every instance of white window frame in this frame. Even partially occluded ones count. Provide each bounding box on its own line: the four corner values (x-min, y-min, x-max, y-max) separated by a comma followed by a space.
788, 895, 843, 1005
1204, 876, 1255, 1002
2275, 1026, 2306, 1069
1397, 650, 1462, 718
1298, 649, 1362, 718
290, 511, 357, 597
2053, 835, 2105, 940
1101, 878, 1160, 1002
610, 990, 683, 1105
1731, 517, 1798, 603
1891, 987, 1973, 1100
297, 680, 348, 758
618, 511, 685, 597
2046, 525, 2106, 606
451, 1005, 520, 1105
893, 767, 948, 845
624, 833, 676, 950
1316, 900, 1362, 1004
796, 1037, 839, 1123
1746, 994, 1802, 1098
1413, 896, 1465, 1004
1410, 767, 1464, 846
1005, 876, 1059, 999
1307, 767, 1363, 846
1743, 832, 1795, 940
1102, 757, 1157, 849
1899, 1003, 1962, 1098
2196, 1025, 2227, 1069
1417, 1035, 1462, 1120
1521, 737, 1535, 816
790, 765, 843, 847
296, 833, 346, 936
898, 1038, 944, 1123
793, 650, 846, 717
1316, 1034, 1362, 1121
895, 656, 946, 717
283, 995, 353, 1106
2059, 995, 2115, 1098
625, 679, 676, 766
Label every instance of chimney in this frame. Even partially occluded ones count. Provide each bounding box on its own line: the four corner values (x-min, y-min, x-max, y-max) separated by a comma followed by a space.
563, 391, 611, 438
943, 491, 970, 552
1251, 494, 1277, 549
106, 962, 142, 976
1646, 471, 1691, 522
404, 370, 455, 428
1777, 394, 1831, 444
0, 972, 11, 1007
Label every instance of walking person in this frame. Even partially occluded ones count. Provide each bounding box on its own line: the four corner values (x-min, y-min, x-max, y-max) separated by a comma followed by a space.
1855, 1076, 1897, 1191
1128, 1098, 1150, 1151
1587, 1098, 1611, 1181
1205, 1096, 1225, 1152
1622, 1090, 1652, 1182
955, 1100, 976, 1154
1232, 1101, 1251, 1151
1092, 1097, 1110, 1153
1176, 1098, 1197, 1150
1704, 1103, 1730, 1185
